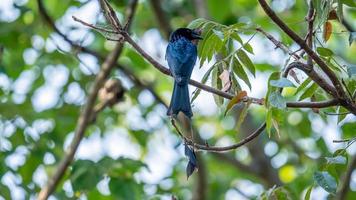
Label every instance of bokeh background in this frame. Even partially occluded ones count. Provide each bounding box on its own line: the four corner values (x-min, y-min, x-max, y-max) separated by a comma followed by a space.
0, 0, 356, 199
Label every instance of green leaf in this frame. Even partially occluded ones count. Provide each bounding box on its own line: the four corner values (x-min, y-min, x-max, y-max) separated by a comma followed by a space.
341, 122, 356, 138
349, 32, 356, 46
188, 18, 209, 29
337, 0, 343, 21
0, 184, 11, 200
231, 32, 243, 44
236, 101, 251, 131
231, 56, 251, 89
272, 187, 293, 200
212, 66, 224, 106
265, 72, 280, 105
191, 63, 217, 103
230, 71, 242, 93
236, 49, 255, 76
243, 43, 254, 54
230, 22, 247, 30
325, 156, 347, 165
269, 91, 286, 109
200, 29, 223, 65
316, 47, 334, 57
314, 171, 337, 194
347, 65, 356, 77
295, 78, 312, 95
212, 29, 224, 40
198, 24, 215, 67
337, 106, 349, 123
109, 177, 143, 200
341, 0, 356, 7
71, 160, 102, 191
270, 78, 295, 88
299, 83, 318, 101
304, 185, 313, 200
266, 108, 273, 137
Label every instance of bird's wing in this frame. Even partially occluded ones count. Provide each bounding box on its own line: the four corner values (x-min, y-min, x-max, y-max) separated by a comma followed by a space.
166, 40, 197, 80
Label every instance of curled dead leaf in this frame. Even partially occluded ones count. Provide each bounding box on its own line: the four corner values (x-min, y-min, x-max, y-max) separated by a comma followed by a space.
323, 21, 332, 42
219, 69, 232, 92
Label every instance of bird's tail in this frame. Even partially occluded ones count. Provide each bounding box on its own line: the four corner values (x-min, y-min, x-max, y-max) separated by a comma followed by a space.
167, 82, 192, 118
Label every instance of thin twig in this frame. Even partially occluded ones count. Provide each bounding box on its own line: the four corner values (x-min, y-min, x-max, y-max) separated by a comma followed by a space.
72, 16, 119, 34
256, 27, 300, 60
99, 0, 122, 31
185, 122, 266, 152
170, 118, 185, 139
149, 0, 172, 39
306, 0, 315, 66
333, 139, 351, 143
123, 0, 139, 31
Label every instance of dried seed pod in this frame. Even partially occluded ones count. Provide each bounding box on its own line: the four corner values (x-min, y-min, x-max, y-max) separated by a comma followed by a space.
98, 79, 125, 106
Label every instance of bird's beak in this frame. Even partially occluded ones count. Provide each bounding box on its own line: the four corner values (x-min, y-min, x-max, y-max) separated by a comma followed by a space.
192, 29, 203, 40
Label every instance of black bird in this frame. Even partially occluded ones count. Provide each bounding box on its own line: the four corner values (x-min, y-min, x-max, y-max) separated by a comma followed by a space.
166, 28, 202, 118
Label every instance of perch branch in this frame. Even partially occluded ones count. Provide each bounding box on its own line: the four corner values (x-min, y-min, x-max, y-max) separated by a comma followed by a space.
38, 44, 123, 200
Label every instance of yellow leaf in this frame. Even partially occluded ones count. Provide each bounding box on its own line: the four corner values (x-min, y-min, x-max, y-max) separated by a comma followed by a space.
323, 21, 332, 42
224, 90, 247, 116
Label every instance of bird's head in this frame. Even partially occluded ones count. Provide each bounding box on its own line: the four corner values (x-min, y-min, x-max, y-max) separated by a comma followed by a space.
169, 28, 203, 44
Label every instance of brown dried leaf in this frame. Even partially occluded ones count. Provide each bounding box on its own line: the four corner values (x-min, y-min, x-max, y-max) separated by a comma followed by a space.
328, 10, 339, 21
323, 21, 332, 42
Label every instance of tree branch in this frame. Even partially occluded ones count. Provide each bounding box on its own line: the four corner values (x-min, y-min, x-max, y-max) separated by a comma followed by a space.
37, 0, 138, 199
336, 154, 356, 200
285, 62, 337, 96
38, 43, 123, 200
121, 31, 339, 110
192, 154, 207, 200
257, 0, 350, 103
286, 99, 339, 108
